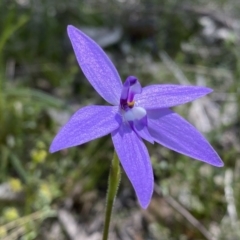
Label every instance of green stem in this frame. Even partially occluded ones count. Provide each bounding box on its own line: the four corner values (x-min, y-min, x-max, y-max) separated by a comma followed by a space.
102, 151, 121, 240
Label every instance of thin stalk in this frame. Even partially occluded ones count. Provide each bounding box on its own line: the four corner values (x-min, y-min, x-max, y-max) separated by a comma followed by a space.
102, 151, 121, 240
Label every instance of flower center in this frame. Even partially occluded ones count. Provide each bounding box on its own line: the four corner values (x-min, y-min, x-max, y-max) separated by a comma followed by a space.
127, 101, 135, 108
120, 76, 141, 110
120, 76, 154, 143
123, 106, 147, 122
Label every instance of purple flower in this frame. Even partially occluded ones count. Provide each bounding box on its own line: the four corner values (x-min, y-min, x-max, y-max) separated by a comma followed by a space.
50, 25, 223, 209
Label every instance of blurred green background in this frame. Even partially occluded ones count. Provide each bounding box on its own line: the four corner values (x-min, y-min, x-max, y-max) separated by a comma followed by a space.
0, 0, 239, 239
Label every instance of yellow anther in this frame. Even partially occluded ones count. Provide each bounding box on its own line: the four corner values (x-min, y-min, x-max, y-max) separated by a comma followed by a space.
127, 101, 135, 108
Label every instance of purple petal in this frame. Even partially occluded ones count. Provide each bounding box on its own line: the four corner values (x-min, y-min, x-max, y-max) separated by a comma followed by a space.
112, 122, 154, 208
135, 85, 212, 109
50, 105, 121, 153
123, 107, 154, 143
132, 120, 154, 144
147, 109, 223, 167
67, 25, 122, 105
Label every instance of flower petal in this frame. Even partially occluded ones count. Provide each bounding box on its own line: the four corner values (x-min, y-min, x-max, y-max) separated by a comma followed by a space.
67, 25, 122, 105
132, 120, 154, 144
135, 85, 212, 109
147, 109, 223, 167
112, 122, 154, 208
50, 105, 121, 153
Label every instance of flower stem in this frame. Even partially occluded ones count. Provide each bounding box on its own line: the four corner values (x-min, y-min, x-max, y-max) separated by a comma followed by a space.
102, 151, 121, 240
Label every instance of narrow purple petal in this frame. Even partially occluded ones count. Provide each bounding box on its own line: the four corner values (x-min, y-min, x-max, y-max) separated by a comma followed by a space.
133, 123, 154, 144
135, 85, 212, 109
112, 122, 154, 208
132, 117, 154, 144
147, 109, 223, 167
67, 25, 122, 105
50, 105, 121, 153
